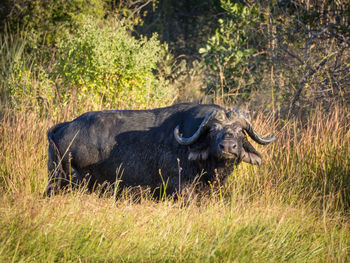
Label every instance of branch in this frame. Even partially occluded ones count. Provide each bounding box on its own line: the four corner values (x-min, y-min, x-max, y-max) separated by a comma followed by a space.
304, 27, 328, 61
288, 53, 335, 117
130, 0, 152, 18
281, 8, 328, 38
276, 34, 304, 65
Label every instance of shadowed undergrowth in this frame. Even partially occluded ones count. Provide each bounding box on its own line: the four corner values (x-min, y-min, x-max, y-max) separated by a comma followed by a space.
0, 105, 349, 262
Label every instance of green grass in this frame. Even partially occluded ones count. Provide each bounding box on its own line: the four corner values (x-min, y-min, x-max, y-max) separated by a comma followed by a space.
0, 193, 349, 262
0, 192, 349, 262
0, 106, 349, 262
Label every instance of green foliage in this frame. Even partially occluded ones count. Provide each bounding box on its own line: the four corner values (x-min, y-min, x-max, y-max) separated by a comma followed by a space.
0, 29, 55, 113
1, 15, 175, 112
55, 16, 173, 109
0, 29, 26, 106
4, 0, 106, 47
199, 1, 261, 101
8, 65, 55, 112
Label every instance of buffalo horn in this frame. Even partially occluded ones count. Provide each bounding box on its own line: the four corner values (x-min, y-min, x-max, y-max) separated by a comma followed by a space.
227, 110, 275, 145
174, 111, 215, 145
240, 117, 275, 145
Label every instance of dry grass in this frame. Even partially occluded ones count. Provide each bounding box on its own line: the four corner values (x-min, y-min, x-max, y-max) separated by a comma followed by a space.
0, 104, 349, 262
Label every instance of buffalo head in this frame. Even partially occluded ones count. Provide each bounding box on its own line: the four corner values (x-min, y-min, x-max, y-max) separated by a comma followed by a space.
174, 109, 275, 165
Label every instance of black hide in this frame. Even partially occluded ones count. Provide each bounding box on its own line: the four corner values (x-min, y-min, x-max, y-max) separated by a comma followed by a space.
45, 103, 270, 196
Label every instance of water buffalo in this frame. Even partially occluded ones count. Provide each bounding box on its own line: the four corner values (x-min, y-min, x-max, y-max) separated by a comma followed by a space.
44, 103, 275, 196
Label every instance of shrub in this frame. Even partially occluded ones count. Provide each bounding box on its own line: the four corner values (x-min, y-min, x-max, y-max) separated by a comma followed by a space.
2, 0, 106, 47
55, 16, 175, 109
0, 29, 55, 113
2, 16, 176, 113
199, 1, 261, 102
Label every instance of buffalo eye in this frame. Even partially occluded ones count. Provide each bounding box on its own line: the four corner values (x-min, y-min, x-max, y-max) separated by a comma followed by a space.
210, 123, 222, 132
232, 126, 243, 135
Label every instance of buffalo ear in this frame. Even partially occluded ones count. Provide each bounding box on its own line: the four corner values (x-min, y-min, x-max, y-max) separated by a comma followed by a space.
242, 151, 261, 165
242, 140, 261, 165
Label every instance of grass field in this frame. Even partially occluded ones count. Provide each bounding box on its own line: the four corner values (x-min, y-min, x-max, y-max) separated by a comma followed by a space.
0, 105, 349, 262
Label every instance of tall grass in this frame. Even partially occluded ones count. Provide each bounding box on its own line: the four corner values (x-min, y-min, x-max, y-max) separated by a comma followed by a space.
1, 193, 349, 262
227, 106, 350, 212
0, 104, 349, 262
0, 28, 28, 110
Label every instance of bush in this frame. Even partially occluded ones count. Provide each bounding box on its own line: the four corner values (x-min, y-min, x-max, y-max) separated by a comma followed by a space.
199, 1, 261, 102
2, 16, 176, 113
0, 29, 56, 113
2, 0, 106, 47
55, 16, 174, 109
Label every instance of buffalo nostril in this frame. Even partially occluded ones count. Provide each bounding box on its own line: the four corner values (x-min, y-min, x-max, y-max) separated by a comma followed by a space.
219, 141, 237, 152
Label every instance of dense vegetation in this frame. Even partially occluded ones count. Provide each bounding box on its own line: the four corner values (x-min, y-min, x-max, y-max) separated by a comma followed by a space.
0, 0, 349, 261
